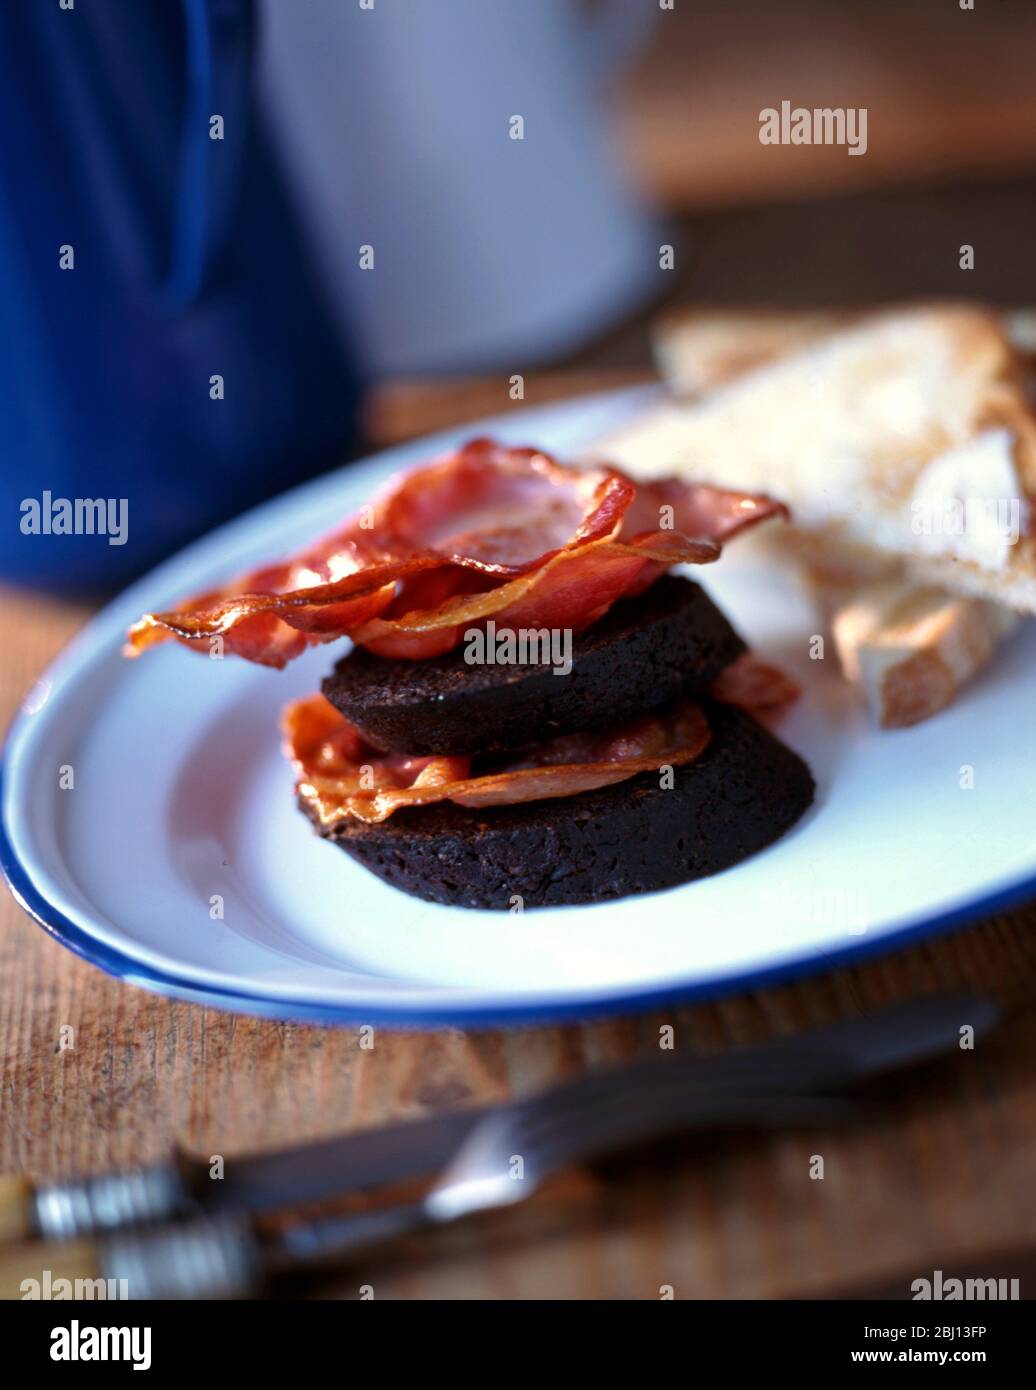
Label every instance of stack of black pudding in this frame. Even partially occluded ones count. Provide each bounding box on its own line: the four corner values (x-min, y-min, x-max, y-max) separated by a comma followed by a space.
309, 575, 814, 910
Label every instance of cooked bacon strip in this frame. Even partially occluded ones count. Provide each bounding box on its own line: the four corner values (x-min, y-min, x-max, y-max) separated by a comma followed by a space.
284, 693, 711, 826
126, 438, 786, 667
350, 528, 715, 658
711, 652, 801, 713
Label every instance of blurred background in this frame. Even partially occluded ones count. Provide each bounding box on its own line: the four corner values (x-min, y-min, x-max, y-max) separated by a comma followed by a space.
3, 0, 1036, 592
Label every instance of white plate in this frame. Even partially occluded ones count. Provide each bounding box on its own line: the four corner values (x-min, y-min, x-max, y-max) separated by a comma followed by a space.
4, 390, 1036, 1026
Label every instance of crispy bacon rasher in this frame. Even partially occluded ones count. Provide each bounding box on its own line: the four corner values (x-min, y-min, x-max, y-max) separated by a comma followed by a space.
126, 439, 786, 666
710, 653, 802, 713
284, 692, 712, 826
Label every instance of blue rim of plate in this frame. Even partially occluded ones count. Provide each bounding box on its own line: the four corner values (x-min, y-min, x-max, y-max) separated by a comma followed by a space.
4, 754, 1036, 1028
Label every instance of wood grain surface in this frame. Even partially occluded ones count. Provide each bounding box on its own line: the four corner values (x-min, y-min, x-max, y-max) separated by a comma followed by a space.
3, 426, 1036, 1300
620, 0, 1036, 209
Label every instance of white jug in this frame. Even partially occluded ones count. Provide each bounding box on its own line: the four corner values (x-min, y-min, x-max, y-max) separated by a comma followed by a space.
257, 0, 659, 373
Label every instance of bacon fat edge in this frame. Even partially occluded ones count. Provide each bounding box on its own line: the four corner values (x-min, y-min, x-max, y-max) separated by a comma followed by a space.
126, 438, 787, 667
284, 693, 712, 826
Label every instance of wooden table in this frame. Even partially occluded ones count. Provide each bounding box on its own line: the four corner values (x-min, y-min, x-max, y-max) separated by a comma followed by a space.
620, 0, 1036, 210
3, 397, 1036, 1301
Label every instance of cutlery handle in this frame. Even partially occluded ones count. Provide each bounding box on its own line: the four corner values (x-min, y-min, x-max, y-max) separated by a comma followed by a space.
2, 1164, 192, 1244
0, 1176, 33, 1244
0, 1215, 261, 1300
101, 1215, 261, 1299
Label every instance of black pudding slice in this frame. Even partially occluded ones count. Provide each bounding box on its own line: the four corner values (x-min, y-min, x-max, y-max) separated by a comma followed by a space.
303, 700, 815, 910
321, 575, 746, 756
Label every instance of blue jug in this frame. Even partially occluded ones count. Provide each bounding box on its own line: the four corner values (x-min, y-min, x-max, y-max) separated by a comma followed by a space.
0, 0, 359, 594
